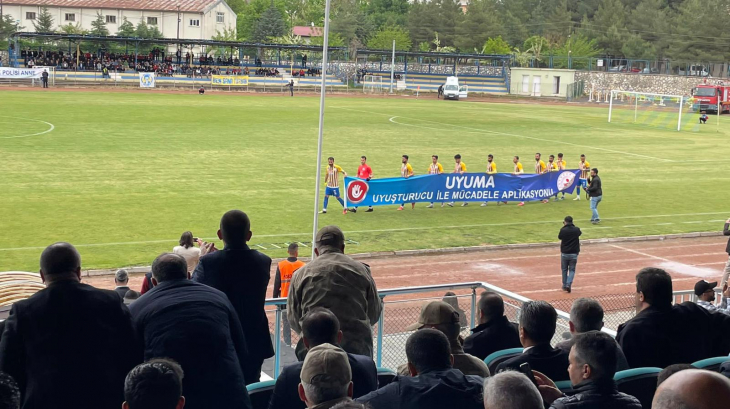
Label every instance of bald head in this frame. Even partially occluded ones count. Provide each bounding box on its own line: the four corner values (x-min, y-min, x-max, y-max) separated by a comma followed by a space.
151, 253, 188, 283
478, 292, 505, 324
219, 210, 251, 245
653, 369, 730, 409
40, 242, 81, 282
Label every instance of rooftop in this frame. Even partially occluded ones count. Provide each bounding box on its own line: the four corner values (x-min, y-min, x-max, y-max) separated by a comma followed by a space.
2, 0, 222, 13
292, 26, 323, 37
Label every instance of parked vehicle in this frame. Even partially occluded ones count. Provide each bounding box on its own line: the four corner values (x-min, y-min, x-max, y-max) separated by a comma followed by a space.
691, 83, 730, 113
678, 65, 709, 77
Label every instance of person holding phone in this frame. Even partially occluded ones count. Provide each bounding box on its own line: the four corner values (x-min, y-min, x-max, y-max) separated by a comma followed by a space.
173, 231, 201, 275
722, 218, 730, 288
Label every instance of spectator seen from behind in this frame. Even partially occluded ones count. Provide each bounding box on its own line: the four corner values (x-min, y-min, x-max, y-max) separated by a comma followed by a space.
357, 329, 484, 409
463, 292, 521, 360
401, 301, 490, 377
114, 269, 131, 299
653, 369, 730, 409
173, 231, 201, 274
534, 331, 642, 409
555, 298, 629, 371
722, 218, 730, 288
274, 242, 306, 346
482, 371, 542, 409
298, 344, 354, 409
129, 253, 252, 409
656, 364, 694, 386
123, 359, 185, 409
558, 215, 581, 293
288, 225, 383, 359
0, 372, 20, 409
193, 210, 275, 383
616, 267, 730, 368
495, 301, 570, 381
694, 279, 730, 315
269, 308, 377, 409
0, 242, 141, 409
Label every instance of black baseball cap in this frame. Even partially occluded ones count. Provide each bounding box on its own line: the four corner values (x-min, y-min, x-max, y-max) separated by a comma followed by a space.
694, 280, 717, 296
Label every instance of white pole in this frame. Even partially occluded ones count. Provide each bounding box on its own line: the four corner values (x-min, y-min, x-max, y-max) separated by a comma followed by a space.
677, 96, 683, 131
608, 90, 614, 123
389, 39, 395, 94
634, 93, 638, 123
311, 0, 333, 259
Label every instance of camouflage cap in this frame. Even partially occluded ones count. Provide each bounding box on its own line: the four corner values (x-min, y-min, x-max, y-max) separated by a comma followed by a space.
405, 301, 460, 331
300, 343, 352, 387
315, 225, 345, 247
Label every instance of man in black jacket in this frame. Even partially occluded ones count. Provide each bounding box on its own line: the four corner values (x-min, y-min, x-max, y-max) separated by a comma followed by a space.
0, 242, 141, 409
129, 253, 252, 409
617, 267, 730, 368
535, 332, 642, 409
193, 210, 275, 383
722, 218, 730, 288
586, 168, 602, 224
114, 269, 131, 299
269, 308, 377, 409
558, 216, 581, 292
495, 301, 570, 381
463, 292, 521, 360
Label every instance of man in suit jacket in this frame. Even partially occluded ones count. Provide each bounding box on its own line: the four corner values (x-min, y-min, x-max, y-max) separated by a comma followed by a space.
114, 269, 131, 299
0, 242, 141, 409
193, 210, 274, 383
496, 301, 570, 381
463, 292, 521, 360
722, 219, 730, 288
130, 253, 252, 409
269, 308, 377, 409
617, 267, 730, 368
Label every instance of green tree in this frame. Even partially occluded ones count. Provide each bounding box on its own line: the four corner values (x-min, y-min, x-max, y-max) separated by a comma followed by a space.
1, 15, 24, 48
253, 3, 286, 42
89, 12, 109, 37
544, 0, 572, 44
330, 0, 374, 45
366, 0, 410, 30
407, 0, 462, 50
33, 7, 55, 33
454, 0, 504, 52
135, 20, 150, 38
418, 41, 430, 52
482, 36, 512, 54
310, 32, 346, 47
621, 34, 656, 59
551, 33, 601, 68
59, 23, 85, 35
367, 25, 412, 50
666, 0, 730, 63
117, 17, 136, 37
588, 0, 626, 54
628, 0, 669, 57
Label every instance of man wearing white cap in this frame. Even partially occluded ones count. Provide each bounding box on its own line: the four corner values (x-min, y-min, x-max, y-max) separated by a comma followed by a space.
298, 343, 353, 409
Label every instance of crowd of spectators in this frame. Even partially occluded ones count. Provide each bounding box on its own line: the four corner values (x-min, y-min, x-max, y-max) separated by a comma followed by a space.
0, 211, 730, 409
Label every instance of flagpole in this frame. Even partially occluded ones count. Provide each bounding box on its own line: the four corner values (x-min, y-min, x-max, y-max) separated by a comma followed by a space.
311, 0, 333, 259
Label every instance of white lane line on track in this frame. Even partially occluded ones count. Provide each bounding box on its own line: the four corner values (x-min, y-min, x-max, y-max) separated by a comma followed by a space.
0, 117, 55, 139
610, 244, 722, 278
0, 212, 726, 252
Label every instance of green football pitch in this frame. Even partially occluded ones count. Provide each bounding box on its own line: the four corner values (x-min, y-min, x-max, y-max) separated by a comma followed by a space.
1, 90, 728, 272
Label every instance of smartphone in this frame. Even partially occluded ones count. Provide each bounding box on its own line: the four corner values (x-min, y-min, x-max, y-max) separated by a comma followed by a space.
192, 237, 199, 242
519, 362, 538, 386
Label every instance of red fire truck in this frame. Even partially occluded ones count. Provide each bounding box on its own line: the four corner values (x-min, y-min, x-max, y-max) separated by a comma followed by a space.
691, 83, 730, 113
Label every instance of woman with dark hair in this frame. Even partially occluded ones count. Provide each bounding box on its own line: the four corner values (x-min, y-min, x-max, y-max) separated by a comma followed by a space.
173, 231, 201, 274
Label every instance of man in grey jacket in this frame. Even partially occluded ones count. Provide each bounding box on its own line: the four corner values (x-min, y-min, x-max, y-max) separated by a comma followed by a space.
287, 225, 383, 359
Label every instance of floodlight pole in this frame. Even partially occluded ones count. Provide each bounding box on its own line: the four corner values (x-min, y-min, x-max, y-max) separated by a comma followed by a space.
389, 40, 395, 94
311, 0, 333, 259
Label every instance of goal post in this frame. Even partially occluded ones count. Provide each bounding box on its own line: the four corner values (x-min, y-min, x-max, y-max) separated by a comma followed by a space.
608, 90, 686, 131
363, 75, 383, 94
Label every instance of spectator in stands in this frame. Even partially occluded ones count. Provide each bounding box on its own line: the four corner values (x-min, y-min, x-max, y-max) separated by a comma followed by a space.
288, 225, 383, 359
533, 332, 642, 409
559, 215, 581, 293
495, 301, 570, 381
114, 268, 132, 299
0, 242, 141, 408
722, 360, 730, 379
273, 243, 306, 346
140, 271, 156, 295
657, 364, 694, 386
722, 218, 730, 288
330, 403, 367, 409
298, 344, 354, 409
694, 280, 730, 315
482, 371, 542, 409
357, 329, 484, 409
173, 231, 201, 274
0, 372, 20, 409
123, 359, 185, 409
555, 298, 629, 371
442, 292, 468, 327
269, 308, 377, 409
193, 210, 274, 383
653, 369, 730, 409
400, 301, 490, 377
616, 267, 730, 368
124, 289, 140, 303
463, 292, 521, 360
129, 253, 252, 409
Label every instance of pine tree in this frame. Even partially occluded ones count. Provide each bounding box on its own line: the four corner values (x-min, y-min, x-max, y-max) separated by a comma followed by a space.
33, 6, 55, 33
89, 12, 109, 37
135, 20, 150, 38
253, 3, 286, 42
117, 17, 135, 37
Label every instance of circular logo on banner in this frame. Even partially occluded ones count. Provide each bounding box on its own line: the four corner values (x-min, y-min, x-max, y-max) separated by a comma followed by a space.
347, 180, 369, 204
557, 171, 576, 191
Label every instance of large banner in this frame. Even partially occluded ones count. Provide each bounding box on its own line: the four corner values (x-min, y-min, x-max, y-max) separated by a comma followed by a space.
344, 170, 580, 207
212, 75, 249, 86
139, 72, 156, 88
0, 67, 45, 79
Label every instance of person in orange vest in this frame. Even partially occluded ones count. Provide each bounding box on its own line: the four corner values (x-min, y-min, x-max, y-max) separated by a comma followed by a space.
273, 243, 306, 346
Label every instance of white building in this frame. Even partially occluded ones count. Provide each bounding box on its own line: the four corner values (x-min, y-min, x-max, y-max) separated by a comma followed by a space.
1, 0, 236, 41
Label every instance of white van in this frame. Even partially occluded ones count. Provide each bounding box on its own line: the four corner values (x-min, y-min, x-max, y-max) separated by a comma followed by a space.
443, 76, 468, 100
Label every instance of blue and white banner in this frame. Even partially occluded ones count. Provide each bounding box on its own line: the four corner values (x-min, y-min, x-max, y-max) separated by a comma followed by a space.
345, 170, 580, 207
0, 67, 45, 79
139, 72, 155, 88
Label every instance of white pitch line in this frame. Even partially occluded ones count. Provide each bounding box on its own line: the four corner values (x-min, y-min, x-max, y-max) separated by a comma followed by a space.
0, 212, 727, 252
0, 116, 55, 139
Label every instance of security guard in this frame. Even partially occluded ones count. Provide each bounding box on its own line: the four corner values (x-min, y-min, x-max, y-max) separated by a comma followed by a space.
273, 243, 305, 346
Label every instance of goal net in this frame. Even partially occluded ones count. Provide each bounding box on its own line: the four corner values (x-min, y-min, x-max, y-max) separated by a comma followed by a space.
607, 90, 706, 132
363, 75, 383, 94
